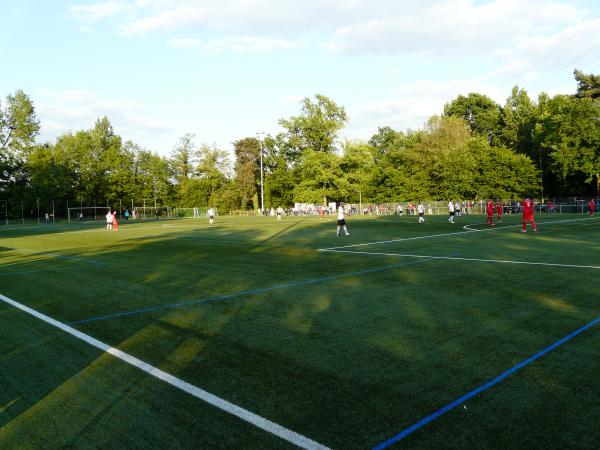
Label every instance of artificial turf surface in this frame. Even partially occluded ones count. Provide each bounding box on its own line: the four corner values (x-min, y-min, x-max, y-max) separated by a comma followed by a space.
1, 213, 599, 448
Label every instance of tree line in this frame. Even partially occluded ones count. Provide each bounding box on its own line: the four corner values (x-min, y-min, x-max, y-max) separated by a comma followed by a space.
1, 70, 599, 216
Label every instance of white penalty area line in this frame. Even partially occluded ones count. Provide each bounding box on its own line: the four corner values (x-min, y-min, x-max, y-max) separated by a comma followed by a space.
322, 216, 598, 251
0, 293, 330, 450
462, 216, 599, 233
319, 249, 600, 271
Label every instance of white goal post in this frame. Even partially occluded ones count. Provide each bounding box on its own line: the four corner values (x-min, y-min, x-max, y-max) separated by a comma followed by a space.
173, 207, 218, 219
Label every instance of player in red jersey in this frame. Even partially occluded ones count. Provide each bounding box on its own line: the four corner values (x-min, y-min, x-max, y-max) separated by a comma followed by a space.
496, 201, 503, 223
486, 200, 495, 226
522, 198, 537, 232
112, 211, 119, 231
588, 198, 596, 216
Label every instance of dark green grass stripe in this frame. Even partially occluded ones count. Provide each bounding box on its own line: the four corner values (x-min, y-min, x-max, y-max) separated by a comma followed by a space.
0, 266, 82, 277
6, 248, 105, 266
68, 259, 430, 325
373, 314, 600, 449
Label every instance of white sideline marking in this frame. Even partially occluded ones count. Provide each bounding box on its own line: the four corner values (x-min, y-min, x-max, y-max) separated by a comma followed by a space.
319, 249, 600, 270
323, 230, 478, 251
322, 216, 597, 251
0, 293, 330, 450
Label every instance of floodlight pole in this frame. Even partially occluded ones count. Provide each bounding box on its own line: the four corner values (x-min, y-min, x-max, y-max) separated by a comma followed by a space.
257, 132, 265, 214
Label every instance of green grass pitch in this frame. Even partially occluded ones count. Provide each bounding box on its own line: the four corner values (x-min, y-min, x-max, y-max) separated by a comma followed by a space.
1, 213, 599, 449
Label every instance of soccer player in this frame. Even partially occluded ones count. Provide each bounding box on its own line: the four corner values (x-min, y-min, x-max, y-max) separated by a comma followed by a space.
522, 197, 537, 232
208, 207, 215, 224
336, 202, 350, 236
588, 198, 595, 216
448, 200, 455, 223
106, 210, 113, 230
112, 211, 119, 231
486, 200, 495, 226
417, 202, 425, 223
496, 201, 503, 223
276, 206, 283, 220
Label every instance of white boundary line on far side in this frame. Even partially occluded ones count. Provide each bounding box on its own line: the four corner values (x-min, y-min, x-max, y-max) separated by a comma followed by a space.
0, 293, 330, 450
319, 249, 600, 270
321, 216, 597, 251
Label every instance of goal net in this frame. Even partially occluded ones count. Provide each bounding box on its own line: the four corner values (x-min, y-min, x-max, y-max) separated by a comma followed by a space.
131, 206, 174, 220
68, 207, 111, 223
173, 207, 218, 218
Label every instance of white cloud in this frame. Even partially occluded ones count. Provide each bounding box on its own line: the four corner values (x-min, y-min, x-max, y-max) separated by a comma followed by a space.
343, 78, 506, 141
169, 35, 309, 53
68, 1, 131, 24
36, 90, 176, 150
65, 0, 595, 69
323, 0, 585, 56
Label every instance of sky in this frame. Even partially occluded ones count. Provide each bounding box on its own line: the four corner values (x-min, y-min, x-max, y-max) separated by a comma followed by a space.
2, 0, 600, 157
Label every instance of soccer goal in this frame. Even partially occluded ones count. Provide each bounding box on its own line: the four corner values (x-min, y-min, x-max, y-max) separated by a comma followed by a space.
67, 207, 111, 223
131, 206, 174, 220
173, 207, 217, 218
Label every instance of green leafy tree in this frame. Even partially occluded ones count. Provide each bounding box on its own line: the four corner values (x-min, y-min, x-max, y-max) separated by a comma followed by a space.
406, 116, 471, 199
1, 90, 40, 156
340, 140, 376, 202
1, 90, 40, 198
368, 126, 406, 162
500, 86, 538, 158
444, 93, 503, 144
26, 143, 76, 204
574, 69, 600, 100
470, 139, 539, 199
171, 133, 197, 183
293, 150, 347, 204
133, 149, 173, 205
535, 94, 600, 194
188, 144, 232, 207
278, 94, 348, 163
233, 137, 260, 210
265, 155, 295, 208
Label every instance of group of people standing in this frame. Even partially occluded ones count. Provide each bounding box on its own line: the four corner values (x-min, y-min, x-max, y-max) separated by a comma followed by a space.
105, 211, 120, 231
336, 197, 544, 235
485, 198, 536, 232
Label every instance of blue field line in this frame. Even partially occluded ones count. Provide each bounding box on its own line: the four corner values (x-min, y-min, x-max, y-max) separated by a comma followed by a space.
69, 259, 431, 325
372, 314, 600, 450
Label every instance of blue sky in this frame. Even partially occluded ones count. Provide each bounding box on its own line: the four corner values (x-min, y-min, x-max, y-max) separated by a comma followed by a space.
2, 0, 600, 156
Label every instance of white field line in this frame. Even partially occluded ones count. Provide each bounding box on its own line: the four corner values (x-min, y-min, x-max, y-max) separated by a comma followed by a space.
322, 216, 598, 251
0, 293, 330, 450
319, 249, 600, 270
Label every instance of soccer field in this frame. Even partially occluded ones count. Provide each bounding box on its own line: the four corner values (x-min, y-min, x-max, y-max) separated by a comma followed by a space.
1, 213, 599, 449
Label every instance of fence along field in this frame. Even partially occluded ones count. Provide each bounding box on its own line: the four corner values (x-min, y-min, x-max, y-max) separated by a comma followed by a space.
1, 196, 598, 225
0, 212, 599, 448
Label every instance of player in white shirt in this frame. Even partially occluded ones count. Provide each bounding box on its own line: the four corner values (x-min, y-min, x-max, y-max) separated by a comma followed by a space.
208, 207, 215, 224
105, 211, 113, 230
417, 202, 425, 223
448, 201, 455, 223
336, 202, 350, 236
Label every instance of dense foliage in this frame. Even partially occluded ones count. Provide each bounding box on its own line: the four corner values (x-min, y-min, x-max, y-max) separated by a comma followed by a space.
1, 71, 599, 214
